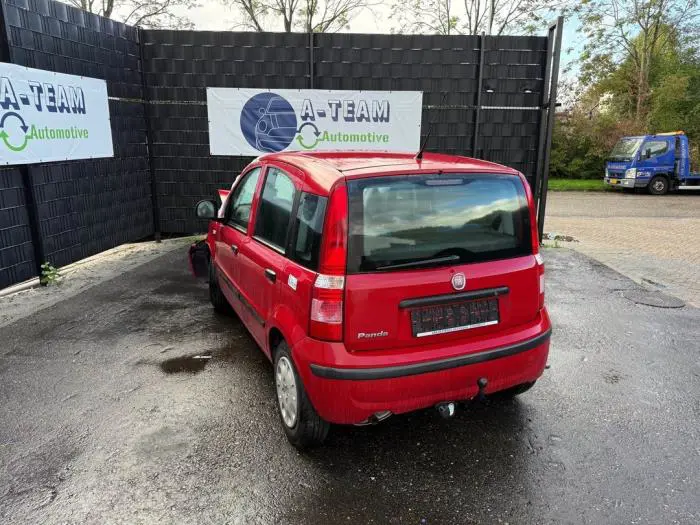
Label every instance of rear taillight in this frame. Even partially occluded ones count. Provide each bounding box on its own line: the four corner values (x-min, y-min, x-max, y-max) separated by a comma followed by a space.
535, 252, 545, 310
310, 275, 344, 341
517, 171, 545, 312
310, 183, 348, 341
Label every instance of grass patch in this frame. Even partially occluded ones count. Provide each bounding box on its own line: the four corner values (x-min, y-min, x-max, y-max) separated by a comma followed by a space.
547, 178, 609, 192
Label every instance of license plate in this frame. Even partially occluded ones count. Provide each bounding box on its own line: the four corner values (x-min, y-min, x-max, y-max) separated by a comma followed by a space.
609, 179, 619, 185
410, 298, 499, 338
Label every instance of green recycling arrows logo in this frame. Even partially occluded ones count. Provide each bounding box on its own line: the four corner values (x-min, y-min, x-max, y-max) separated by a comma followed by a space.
0, 111, 30, 152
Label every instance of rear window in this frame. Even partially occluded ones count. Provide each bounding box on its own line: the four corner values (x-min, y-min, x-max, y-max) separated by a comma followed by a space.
346, 173, 532, 273
291, 192, 327, 271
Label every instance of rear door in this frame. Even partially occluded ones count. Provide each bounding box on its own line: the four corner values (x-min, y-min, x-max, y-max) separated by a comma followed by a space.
238, 164, 301, 352
343, 172, 539, 352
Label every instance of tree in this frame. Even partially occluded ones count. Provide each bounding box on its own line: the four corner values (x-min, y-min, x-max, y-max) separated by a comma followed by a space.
553, 15, 700, 179
575, 0, 700, 122
224, 0, 371, 32
63, 0, 198, 29
390, 0, 564, 36
390, 0, 458, 35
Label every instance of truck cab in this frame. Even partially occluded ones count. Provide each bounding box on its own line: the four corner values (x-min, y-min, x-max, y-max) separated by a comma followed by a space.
604, 131, 700, 195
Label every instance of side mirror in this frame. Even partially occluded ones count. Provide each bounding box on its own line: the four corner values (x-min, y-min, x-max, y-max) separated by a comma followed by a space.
195, 199, 218, 220
645, 148, 652, 159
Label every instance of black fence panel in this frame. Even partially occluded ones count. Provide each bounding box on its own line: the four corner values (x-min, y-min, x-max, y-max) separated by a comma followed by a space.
0, 0, 152, 282
0, 166, 35, 288
141, 30, 310, 233
142, 30, 552, 235
0, 1, 560, 287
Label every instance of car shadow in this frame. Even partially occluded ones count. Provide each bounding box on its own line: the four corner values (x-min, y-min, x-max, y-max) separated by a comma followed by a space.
288, 398, 537, 524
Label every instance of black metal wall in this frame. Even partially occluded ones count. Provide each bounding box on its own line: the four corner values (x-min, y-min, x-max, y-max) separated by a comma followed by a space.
0, 0, 560, 288
142, 31, 550, 234
0, 0, 153, 288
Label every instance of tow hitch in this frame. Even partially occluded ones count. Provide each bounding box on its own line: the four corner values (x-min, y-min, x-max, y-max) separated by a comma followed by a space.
435, 377, 489, 419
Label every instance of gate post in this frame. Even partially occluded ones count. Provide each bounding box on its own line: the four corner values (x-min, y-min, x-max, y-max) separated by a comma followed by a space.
138, 27, 161, 242
471, 33, 485, 157
536, 16, 563, 242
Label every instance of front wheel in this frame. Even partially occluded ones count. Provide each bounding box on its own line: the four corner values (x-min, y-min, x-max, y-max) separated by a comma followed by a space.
208, 261, 232, 314
648, 176, 669, 195
274, 342, 329, 449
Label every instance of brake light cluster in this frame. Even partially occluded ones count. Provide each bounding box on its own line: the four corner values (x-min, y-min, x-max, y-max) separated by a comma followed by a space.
535, 252, 545, 310
310, 183, 348, 341
520, 171, 545, 311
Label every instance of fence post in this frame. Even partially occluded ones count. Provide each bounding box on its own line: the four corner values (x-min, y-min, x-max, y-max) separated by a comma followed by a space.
0, 0, 46, 278
536, 16, 563, 242
138, 27, 161, 242
471, 33, 485, 157
309, 31, 315, 89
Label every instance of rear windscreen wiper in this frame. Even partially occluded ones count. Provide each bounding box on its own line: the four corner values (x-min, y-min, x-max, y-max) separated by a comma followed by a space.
376, 254, 460, 271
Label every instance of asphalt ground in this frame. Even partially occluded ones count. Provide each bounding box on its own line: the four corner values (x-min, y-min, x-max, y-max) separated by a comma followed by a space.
1, 248, 698, 524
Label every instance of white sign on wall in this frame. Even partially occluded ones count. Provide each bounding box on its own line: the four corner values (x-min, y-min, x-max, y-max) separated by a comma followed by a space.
207, 88, 423, 156
0, 63, 113, 165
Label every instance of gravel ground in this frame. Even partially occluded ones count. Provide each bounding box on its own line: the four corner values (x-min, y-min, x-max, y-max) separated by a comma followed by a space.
1, 248, 698, 524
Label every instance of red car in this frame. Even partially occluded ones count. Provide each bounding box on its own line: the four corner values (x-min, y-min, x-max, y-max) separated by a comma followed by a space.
191, 151, 551, 448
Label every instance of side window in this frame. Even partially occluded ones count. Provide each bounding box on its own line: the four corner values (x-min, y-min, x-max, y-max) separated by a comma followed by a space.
292, 193, 328, 271
254, 167, 297, 250
227, 167, 262, 230
642, 141, 668, 158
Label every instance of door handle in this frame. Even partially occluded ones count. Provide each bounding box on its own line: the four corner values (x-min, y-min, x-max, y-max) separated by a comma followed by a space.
231, 244, 239, 255
264, 269, 276, 283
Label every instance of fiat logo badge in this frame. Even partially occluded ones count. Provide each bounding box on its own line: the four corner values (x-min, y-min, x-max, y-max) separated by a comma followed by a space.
451, 273, 466, 291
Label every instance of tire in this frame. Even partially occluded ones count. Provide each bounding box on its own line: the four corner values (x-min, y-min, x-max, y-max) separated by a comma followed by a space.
274, 341, 329, 449
648, 176, 669, 195
490, 381, 536, 401
208, 261, 232, 314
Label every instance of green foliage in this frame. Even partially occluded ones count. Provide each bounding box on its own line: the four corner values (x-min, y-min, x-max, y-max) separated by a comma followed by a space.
553, 11, 700, 179
40, 262, 60, 286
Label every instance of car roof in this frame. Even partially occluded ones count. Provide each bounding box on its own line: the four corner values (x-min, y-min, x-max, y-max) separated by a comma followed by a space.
260, 151, 520, 194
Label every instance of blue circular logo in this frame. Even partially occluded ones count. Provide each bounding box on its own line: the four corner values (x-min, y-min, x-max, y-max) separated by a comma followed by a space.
240, 93, 298, 153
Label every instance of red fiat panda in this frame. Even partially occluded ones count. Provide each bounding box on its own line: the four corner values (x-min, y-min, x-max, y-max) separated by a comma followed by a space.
192, 151, 551, 448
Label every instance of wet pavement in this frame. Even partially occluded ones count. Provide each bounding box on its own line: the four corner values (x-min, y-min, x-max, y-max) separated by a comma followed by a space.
1, 249, 699, 524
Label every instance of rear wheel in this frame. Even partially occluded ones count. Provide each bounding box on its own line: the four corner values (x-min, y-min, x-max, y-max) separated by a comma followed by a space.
490, 381, 536, 401
648, 176, 669, 195
274, 341, 329, 449
208, 261, 232, 314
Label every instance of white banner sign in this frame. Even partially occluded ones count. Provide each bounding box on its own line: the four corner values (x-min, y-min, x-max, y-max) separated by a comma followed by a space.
207, 88, 423, 156
0, 63, 113, 165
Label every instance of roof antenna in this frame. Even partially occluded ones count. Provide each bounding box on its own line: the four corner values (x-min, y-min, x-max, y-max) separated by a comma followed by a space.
416, 92, 448, 161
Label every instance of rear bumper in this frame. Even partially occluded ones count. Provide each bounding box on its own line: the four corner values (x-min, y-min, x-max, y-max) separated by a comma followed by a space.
293, 310, 552, 424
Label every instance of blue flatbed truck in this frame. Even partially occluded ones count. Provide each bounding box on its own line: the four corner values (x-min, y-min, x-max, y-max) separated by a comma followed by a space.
604, 131, 700, 195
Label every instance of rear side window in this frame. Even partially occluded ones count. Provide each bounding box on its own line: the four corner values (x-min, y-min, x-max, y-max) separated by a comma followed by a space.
254, 167, 296, 250
292, 193, 327, 271
347, 174, 531, 273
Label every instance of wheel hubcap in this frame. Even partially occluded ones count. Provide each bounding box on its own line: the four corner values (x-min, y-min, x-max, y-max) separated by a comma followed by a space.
276, 356, 298, 428
654, 181, 664, 191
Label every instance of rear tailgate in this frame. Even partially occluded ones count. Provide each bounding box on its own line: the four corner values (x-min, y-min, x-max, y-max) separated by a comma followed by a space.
343, 172, 538, 352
